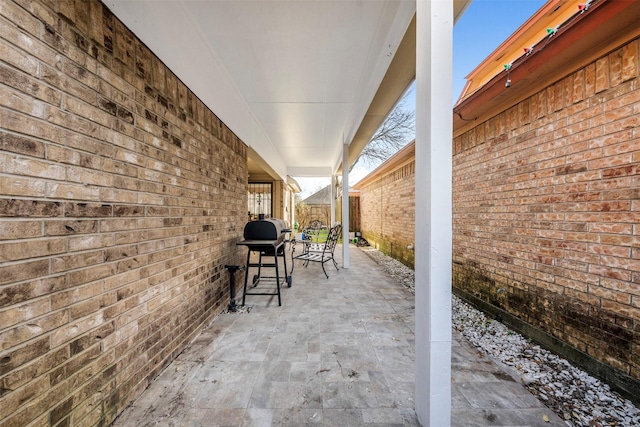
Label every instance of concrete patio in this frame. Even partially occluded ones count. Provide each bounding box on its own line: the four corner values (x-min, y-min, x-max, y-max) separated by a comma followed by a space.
111, 246, 564, 427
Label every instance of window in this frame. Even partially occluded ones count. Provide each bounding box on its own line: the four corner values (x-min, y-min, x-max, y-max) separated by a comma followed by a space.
247, 182, 272, 220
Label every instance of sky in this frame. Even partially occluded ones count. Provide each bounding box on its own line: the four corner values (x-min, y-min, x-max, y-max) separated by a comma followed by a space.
296, 0, 547, 200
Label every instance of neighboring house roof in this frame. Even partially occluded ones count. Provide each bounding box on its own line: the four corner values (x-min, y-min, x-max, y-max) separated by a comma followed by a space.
357, 1, 640, 184
453, 0, 640, 136
303, 185, 359, 203
456, 0, 585, 105
353, 140, 415, 190
302, 185, 332, 205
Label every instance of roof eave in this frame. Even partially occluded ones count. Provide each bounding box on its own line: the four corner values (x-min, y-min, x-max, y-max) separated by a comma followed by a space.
353, 140, 415, 189
453, 0, 640, 137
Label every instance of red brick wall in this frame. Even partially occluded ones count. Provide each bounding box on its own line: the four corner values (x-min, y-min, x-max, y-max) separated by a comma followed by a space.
453, 38, 640, 382
359, 162, 415, 268
0, 1, 247, 425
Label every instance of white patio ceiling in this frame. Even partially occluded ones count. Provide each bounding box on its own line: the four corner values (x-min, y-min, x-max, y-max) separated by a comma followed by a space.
105, 1, 470, 180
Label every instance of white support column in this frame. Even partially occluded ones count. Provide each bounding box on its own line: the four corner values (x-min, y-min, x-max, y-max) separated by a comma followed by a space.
341, 144, 350, 269
415, 0, 453, 426
331, 174, 337, 226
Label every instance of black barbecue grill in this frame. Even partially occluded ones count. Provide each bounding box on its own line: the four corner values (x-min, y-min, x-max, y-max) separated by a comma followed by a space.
237, 218, 291, 306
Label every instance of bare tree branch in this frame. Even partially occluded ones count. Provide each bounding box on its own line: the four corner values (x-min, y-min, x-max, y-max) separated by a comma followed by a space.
351, 95, 415, 170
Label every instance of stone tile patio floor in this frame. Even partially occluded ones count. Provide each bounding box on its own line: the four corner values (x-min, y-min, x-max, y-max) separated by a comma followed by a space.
112, 246, 565, 427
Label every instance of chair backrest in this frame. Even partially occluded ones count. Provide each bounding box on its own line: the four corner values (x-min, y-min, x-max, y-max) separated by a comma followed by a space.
323, 224, 341, 256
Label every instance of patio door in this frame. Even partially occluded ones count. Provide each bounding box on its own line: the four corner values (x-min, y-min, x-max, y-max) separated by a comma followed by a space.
247, 182, 272, 220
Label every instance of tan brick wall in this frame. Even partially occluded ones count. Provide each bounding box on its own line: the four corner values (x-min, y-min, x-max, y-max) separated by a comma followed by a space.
360, 162, 415, 268
453, 38, 640, 382
0, 1, 247, 426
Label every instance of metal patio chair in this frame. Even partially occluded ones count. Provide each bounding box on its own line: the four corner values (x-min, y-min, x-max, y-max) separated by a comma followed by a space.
292, 223, 341, 278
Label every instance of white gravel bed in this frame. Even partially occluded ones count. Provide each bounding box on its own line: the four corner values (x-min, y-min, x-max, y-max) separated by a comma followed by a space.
361, 247, 640, 427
